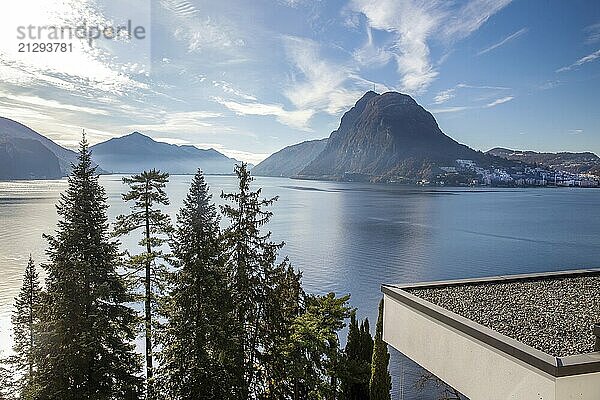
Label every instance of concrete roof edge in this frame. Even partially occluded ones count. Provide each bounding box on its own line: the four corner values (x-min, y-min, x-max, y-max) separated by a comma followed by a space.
384, 268, 600, 290
381, 284, 600, 378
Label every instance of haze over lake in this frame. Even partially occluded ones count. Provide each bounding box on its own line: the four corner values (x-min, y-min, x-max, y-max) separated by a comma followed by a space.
2, 175, 600, 398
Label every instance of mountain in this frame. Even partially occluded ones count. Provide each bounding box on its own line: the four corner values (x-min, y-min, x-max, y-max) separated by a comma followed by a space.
0, 138, 62, 179
252, 138, 328, 177
90, 132, 243, 174
296, 91, 508, 182
0, 117, 78, 176
487, 148, 600, 176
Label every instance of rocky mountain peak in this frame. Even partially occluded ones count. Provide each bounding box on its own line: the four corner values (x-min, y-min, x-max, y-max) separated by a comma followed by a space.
297, 91, 498, 182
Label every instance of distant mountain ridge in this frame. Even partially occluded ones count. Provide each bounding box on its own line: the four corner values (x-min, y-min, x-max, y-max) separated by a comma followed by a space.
90, 132, 244, 174
487, 147, 600, 176
252, 138, 327, 177
0, 138, 62, 179
0, 117, 78, 177
0, 117, 245, 179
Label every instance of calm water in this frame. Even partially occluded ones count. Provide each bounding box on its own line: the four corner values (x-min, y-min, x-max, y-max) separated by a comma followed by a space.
1, 175, 600, 399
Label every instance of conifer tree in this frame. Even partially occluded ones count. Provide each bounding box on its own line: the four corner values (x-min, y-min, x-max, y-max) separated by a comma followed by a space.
369, 299, 391, 400
220, 163, 303, 398
115, 169, 172, 400
157, 169, 236, 399
11, 255, 41, 398
261, 258, 303, 398
36, 135, 142, 399
341, 314, 373, 400
0, 357, 14, 400
341, 313, 361, 399
220, 162, 279, 397
359, 319, 374, 366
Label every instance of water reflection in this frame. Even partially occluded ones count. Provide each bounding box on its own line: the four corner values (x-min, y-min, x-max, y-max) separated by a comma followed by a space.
1, 176, 600, 399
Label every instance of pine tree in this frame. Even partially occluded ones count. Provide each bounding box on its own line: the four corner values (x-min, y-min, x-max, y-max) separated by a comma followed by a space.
11, 255, 41, 398
369, 299, 391, 400
36, 135, 142, 399
157, 169, 236, 399
115, 169, 172, 400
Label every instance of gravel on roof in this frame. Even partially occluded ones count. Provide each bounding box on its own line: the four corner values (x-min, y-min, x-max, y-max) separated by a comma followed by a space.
407, 275, 600, 357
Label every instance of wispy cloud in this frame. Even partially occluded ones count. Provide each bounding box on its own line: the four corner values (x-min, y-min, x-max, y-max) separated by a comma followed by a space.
159, 0, 245, 53
283, 36, 369, 116
433, 83, 510, 104
277, 0, 308, 8
585, 22, 600, 44
477, 27, 528, 55
0, 0, 180, 150
0, 1, 152, 96
159, 0, 200, 18
126, 111, 225, 134
349, 0, 513, 94
431, 92, 515, 112
0, 93, 107, 116
556, 49, 600, 72
568, 129, 584, 135
213, 96, 315, 131
430, 106, 471, 113
485, 96, 514, 107
350, 0, 440, 93
212, 80, 257, 101
352, 26, 393, 68
456, 83, 510, 90
440, 0, 513, 40
538, 80, 561, 90
172, 21, 245, 53
433, 88, 456, 104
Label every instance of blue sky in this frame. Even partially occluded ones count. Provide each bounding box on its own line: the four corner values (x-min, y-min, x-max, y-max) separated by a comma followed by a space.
0, 0, 599, 163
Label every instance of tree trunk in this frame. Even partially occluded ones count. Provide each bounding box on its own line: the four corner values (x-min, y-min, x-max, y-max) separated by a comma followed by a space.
28, 283, 34, 378
145, 184, 154, 400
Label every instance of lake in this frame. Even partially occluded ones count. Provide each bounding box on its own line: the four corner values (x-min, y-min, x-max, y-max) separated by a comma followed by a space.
1, 175, 600, 399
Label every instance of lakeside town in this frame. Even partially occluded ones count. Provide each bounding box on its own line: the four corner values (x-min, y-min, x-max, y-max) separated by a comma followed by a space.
424, 159, 600, 188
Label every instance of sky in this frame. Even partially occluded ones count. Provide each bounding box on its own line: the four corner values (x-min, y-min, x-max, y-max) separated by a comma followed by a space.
0, 0, 599, 164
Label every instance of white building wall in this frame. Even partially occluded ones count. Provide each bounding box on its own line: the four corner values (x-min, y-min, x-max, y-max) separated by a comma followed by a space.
382, 294, 600, 400
555, 372, 600, 399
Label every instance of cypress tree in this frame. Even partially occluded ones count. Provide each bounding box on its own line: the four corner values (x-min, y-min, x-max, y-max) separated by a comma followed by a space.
36, 135, 142, 399
115, 169, 172, 400
11, 255, 41, 398
369, 299, 391, 400
157, 169, 236, 399
359, 319, 374, 368
341, 313, 372, 400
341, 313, 360, 399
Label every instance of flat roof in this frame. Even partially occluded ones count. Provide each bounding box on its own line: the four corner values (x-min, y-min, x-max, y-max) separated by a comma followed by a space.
383, 268, 600, 377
